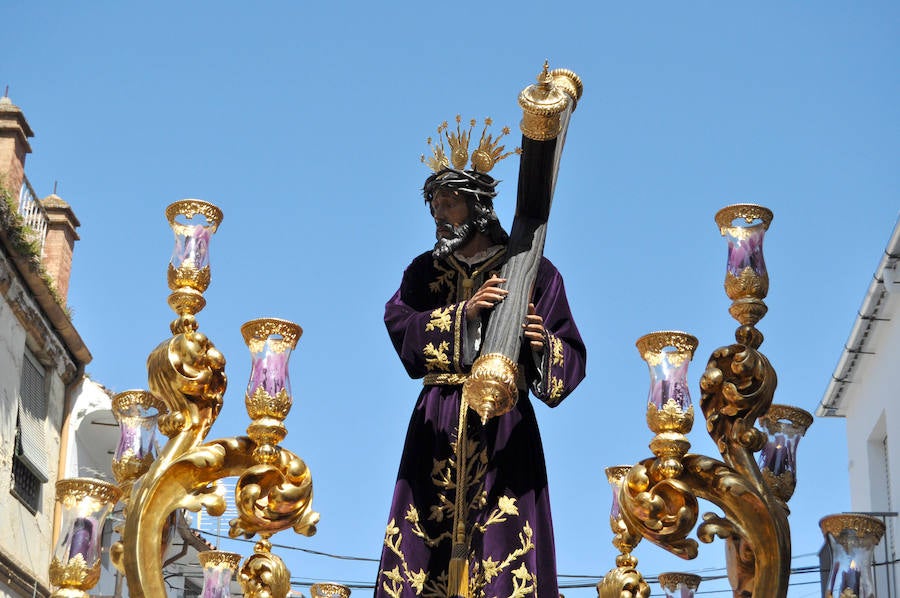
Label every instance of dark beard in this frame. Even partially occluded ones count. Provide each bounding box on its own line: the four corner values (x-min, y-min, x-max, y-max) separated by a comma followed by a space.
432, 221, 474, 259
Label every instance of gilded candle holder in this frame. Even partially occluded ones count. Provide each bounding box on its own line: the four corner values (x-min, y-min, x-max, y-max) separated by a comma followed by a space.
636, 331, 699, 480
111, 390, 166, 486
715, 204, 773, 330
241, 317, 303, 465
165, 199, 223, 316
198, 550, 242, 598
597, 465, 649, 598
50, 478, 122, 598
757, 404, 813, 501
658, 572, 701, 597
820, 514, 885, 598
310, 582, 352, 597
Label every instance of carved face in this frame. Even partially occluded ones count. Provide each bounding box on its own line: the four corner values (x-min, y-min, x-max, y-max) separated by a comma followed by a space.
429, 188, 475, 259
430, 188, 470, 238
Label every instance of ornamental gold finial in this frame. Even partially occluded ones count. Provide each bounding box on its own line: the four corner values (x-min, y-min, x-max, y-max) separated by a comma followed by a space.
422, 116, 519, 173
518, 60, 576, 141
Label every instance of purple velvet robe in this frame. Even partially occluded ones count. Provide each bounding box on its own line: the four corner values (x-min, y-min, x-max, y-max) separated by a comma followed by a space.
376, 249, 586, 598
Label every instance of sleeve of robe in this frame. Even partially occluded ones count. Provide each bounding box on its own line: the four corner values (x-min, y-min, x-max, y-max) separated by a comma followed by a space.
526, 256, 586, 407
384, 256, 472, 380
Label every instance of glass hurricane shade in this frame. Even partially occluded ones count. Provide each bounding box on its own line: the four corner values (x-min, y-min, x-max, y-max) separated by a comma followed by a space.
112, 391, 165, 484
605, 465, 631, 521
636, 331, 698, 413
757, 405, 813, 500
166, 200, 222, 271
198, 551, 242, 598
241, 318, 303, 404
820, 514, 885, 598
715, 204, 773, 302
50, 478, 121, 593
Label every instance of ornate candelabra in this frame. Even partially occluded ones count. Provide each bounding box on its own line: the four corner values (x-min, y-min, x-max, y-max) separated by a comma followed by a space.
51, 199, 320, 598
600, 205, 813, 598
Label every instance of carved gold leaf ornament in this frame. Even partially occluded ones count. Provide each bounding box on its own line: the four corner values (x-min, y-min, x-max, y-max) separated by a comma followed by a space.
636, 331, 699, 366
714, 204, 773, 237
239, 542, 291, 598
596, 565, 651, 598
112, 448, 156, 484
819, 514, 886, 548
167, 263, 212, 293
646, 400, 694, 434
49, 553, 101, 590
760, 404, 814, 433
165, 199, 224, 231
57, 477, 122, 511
197, 550, 242, 571
246, 386, 292, 420
241, 318, 302, 353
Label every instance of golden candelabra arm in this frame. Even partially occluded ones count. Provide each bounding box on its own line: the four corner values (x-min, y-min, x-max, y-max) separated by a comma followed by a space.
110, 201, 318, 598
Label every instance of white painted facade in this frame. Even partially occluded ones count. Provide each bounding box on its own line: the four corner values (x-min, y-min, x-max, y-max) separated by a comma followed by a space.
818, 214, 900, 596
0, 227, 82, 598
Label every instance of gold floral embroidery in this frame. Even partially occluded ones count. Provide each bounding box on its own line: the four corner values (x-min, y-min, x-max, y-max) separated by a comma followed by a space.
424, 341, 450, 372
382, 522, 447, 597
548, 377, 564, 402
453, 300, 464, 371
426, 307, 452, 333
550, 334, 564, 367
510, 561, 536, 598
430, 261, 456, 297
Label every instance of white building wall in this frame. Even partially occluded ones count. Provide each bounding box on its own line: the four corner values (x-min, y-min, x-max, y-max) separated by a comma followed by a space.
0, 248, 73, 596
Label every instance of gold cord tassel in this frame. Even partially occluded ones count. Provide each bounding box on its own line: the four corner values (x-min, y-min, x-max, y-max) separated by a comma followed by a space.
448, 396, 471, 598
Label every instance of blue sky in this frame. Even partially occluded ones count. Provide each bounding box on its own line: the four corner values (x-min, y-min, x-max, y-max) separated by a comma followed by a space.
4, 3, 899, 596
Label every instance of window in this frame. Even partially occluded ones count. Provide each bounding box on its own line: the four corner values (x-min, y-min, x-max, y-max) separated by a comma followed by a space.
11, 349, 49, 513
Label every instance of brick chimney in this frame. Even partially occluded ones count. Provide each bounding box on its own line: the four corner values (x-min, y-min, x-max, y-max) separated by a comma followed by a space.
40, 193, 80, 302
0, 94, 34, 197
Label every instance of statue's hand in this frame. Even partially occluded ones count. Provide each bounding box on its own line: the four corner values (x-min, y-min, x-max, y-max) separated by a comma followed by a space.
465, 276, 508, 322
522, 303, 545, 352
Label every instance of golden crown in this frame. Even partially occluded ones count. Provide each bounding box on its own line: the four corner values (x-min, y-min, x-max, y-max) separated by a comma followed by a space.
421, 115, 520, 174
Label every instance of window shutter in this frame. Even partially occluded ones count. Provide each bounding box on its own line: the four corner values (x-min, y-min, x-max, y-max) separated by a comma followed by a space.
16, 352, 49, 482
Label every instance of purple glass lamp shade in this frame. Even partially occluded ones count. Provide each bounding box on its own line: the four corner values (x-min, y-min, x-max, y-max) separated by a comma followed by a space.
50, 478, 121, 593
111, 391, 166, 484
197, 551, 242, 598
658, 572, 701, 598
171, 223, 212, 270
757, 405, 813, 500
605, 465, 631, 521
820, 514, 885, 598
714, 204, 773, 301
241, 318, 303, 404
165, 200, 223, 271
635, 331, 699, 413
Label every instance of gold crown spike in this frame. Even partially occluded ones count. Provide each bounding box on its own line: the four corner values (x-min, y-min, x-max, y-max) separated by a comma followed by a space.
446, 115, 475, 169
422, 117, 520, 173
